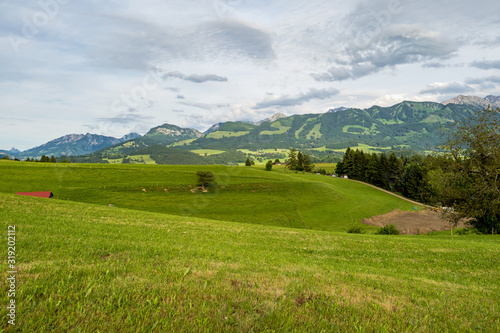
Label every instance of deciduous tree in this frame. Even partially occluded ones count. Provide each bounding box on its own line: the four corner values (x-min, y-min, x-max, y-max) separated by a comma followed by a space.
437, 106, 500, 233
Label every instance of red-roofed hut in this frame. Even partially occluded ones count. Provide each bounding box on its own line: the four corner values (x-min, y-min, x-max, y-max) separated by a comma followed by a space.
16, 191, 54, 198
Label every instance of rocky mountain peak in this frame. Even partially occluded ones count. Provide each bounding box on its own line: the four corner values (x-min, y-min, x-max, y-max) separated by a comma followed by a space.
442, 95, 500, 108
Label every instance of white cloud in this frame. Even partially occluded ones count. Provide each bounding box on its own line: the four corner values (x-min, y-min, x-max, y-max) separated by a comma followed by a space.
2, 0, 500, 149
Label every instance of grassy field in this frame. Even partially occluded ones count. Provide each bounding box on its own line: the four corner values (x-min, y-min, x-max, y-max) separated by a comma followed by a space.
190, 149, 226, 156
206, 131, 249, 139
0, 161, 423, 232
325, 143, 393, 154
259, 122, 291, 136
1, 193, 499, 332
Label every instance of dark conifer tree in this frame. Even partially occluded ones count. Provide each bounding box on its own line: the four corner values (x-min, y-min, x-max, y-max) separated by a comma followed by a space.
302, 153, 314, 172
287, 148, 298, 171
296, 151, 304, 171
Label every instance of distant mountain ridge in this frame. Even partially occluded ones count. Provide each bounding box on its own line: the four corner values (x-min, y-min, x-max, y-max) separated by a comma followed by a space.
3, 95, 498, 161
2, 133, 141, 159
203, 113, 287, 134
89, 95, 497, 163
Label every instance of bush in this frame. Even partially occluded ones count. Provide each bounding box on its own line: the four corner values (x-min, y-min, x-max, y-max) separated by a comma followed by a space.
376, 224, 400, 235
347, 226, 366, 234
196, 171, 216, 191
315, 168, 327, 175
456, 228, 481, 235
265, 160, 273, 171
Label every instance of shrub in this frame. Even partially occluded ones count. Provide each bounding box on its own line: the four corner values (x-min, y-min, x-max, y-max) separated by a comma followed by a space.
315, 168, 327, 175
196, 171, 216, 191
376, 224, 400, 235
456, 228, 481, 235
265, 160, 273, 171
347, 226, 366, 234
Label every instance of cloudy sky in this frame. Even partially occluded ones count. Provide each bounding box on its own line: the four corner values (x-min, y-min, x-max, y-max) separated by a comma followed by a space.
1, 0, 500, 150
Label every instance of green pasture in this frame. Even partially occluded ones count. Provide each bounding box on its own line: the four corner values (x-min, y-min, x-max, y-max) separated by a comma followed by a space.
259, 121, 291, 135
206, 131, 249, 139
190, 149, 226, 156
306, 123, 322, 139
0, 193, 498, 332
326, 143, 392, 154
0, 160, 421, 232
167, 138, 197, 147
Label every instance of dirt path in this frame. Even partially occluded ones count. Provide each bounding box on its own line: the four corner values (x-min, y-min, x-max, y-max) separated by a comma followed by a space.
338, 178, 467, 234
361, 209, 467, 235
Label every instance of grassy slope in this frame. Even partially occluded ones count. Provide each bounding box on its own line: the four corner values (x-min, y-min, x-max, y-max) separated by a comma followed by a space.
0, 161, 422, 232
0, 193, 499, 332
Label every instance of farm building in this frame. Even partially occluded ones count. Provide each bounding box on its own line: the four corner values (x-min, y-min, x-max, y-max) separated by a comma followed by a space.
16, 191, 54, 198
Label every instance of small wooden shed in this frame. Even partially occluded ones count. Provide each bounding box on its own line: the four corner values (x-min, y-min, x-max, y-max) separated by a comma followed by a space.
16, 191, 54, 198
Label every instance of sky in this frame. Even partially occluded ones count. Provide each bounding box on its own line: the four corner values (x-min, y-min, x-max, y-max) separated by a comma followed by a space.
1, 0, 500, 150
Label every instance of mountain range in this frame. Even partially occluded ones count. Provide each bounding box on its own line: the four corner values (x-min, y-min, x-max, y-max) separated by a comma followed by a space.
2, 95, 498, 161
1, 133, 141, 159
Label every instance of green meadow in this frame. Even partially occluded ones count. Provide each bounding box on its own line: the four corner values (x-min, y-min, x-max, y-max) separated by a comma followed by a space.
1, 193, 499, 332
0, 161, 422, 232
0, 160, 499, 332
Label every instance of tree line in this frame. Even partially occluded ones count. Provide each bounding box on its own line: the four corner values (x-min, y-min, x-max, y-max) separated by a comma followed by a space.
1, 154, 61, 162
335, 148, 435, 204
286, 148, 314, 172
336, 107, 499, 234
25, 155, 58, 163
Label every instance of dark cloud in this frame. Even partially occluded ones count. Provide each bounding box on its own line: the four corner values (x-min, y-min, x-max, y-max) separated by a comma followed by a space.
470, 60, 500, 70
465, 75, 500, 89
420, 82, 475, 95
84, 15, 275, 70
201, 20, 275, 60
312, 25, 457, 82
466, 75, 500, 85
254, 88, 339, 109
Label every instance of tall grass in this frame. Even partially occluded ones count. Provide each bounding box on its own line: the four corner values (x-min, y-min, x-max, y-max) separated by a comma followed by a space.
1, 193, 499, 332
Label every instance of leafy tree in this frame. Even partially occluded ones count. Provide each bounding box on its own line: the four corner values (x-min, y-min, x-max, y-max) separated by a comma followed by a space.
435, 106, 500, 233
265, 160, 273, 171
245, 157, 252, 166
2, 155, 10, 160
50, 155, 57, 163
196, 171, 216, 191
274, 158, 280, 164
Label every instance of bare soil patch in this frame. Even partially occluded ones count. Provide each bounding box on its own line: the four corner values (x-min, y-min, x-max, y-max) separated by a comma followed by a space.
361, 209, 467, 235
